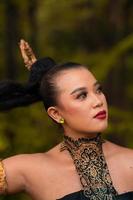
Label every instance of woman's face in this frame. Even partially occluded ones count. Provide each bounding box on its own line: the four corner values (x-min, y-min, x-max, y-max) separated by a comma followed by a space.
54, 67, 108, 138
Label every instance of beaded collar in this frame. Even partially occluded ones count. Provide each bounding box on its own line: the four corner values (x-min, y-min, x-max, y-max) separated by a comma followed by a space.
60, 133, 118, 200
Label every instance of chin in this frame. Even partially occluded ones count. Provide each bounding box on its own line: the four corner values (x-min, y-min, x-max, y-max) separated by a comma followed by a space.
98, 124, 108, 132
92, 122, 108, 133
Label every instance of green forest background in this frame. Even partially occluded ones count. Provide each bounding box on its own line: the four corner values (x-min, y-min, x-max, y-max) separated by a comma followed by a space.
0, 0, 133, 199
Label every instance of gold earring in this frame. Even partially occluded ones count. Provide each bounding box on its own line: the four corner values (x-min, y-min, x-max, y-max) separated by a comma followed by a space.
59, 118, 64, 124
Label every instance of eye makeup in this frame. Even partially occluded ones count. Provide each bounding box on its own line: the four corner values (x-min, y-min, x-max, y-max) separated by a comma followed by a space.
96, 84, 103, 93
70, 81, 103, 101
76, 91, 88, 100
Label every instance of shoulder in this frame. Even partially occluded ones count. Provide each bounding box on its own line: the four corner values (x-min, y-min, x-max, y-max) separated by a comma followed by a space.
3, 143, 61, 172
1, 143, 62, 194
2, 143, 61, 177
104, 140, 133, 163
104, 140, 133, 185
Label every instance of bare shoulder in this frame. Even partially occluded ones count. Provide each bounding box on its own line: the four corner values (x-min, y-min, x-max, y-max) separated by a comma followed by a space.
104, 139, 133, 160
2, 143, 62, 194
104, 140, 133, 179
3, 142, 61, 171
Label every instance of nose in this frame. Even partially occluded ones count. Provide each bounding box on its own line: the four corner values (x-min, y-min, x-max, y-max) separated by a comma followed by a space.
91, 93, 103, 108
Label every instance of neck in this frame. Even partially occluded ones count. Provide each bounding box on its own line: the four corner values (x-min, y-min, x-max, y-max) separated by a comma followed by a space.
63, 129, 100, 141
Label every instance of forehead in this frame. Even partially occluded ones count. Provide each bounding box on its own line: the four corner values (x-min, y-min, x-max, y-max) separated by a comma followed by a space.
55, 67, 97, 93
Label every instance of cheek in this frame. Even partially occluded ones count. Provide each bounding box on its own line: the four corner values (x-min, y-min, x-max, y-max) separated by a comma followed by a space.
64, 107, 81, 115
58, 96, 80, 114
60, 100, 88, 117
62, 104, 80, 115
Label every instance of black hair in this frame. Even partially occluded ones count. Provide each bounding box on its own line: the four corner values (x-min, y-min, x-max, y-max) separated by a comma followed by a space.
0, 57, 86, 112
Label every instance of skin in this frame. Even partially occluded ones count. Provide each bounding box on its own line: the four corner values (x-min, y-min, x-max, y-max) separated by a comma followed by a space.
1, 67, 133, 200
47, 67, 108, 139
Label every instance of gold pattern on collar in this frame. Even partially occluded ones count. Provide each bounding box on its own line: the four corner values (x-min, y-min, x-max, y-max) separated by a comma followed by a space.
60, 133, 118, 200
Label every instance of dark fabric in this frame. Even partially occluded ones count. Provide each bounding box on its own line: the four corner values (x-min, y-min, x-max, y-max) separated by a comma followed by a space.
57, 190, 133, 200
116, 191, 133, 200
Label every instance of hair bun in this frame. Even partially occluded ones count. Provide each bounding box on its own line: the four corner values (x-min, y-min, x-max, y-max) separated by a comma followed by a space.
28, 57, 56, 84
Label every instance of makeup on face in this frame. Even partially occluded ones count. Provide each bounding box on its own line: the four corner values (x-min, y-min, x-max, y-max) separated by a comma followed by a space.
93, 110, 106, 120
70, 81, 103, 101
55, 68, 108, 138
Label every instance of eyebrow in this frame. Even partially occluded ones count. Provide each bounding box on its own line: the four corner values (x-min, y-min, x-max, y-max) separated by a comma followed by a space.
70, 81, 100, 95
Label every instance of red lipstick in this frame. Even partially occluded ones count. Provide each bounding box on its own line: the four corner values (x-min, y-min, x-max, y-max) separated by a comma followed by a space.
94, 110, 106, 119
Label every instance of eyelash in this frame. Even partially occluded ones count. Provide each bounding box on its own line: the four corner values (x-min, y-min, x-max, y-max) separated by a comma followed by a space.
77, 92, 87, 100
96, 86, 103, 94
76, 86, 103, 100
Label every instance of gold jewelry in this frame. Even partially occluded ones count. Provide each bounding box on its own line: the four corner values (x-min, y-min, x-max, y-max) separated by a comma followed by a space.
19, 39, 37, 71
0, 160, 7, 194
59, 118, 64, 124
60, 133, 118, 199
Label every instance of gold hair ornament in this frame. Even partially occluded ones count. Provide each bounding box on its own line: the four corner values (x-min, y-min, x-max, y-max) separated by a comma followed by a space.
19, 39, 37, 70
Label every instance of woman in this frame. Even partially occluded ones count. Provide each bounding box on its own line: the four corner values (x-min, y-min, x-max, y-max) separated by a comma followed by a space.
0, 40, 133, 200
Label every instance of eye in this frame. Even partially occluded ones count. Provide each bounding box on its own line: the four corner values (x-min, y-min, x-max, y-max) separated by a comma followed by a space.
96, 85, 103, 94
76, 92, 88, 100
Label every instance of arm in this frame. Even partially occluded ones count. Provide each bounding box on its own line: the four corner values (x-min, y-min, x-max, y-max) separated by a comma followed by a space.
0, 155, 27, 195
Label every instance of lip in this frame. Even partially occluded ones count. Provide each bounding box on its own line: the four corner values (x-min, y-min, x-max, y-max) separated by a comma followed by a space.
93, 110, 106, 119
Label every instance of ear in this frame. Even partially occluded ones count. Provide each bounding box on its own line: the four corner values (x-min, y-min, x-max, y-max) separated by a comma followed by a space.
47, 106, 62, 123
